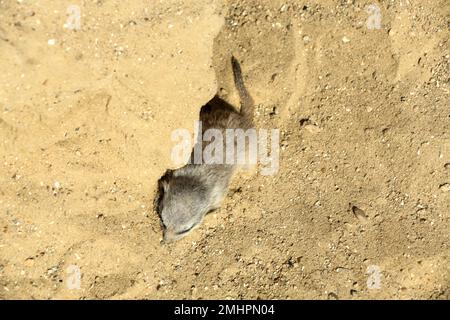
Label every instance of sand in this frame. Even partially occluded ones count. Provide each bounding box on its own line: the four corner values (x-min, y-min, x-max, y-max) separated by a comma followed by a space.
0, 0, 449, 299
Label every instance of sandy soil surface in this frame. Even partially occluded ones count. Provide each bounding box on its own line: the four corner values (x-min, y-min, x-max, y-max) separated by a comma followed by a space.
0, 0, 449, 299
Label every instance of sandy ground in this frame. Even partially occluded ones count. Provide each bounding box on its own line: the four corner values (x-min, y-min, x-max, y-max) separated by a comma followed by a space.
0, 0, 449, 299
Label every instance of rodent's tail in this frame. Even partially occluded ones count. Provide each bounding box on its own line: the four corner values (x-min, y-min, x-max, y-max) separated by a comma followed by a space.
231, 56, 254, 119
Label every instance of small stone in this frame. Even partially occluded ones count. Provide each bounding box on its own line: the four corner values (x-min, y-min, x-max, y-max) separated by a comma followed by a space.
24, 258, 35, 267
328, 292, 339, 300
304, 124, 321, 133
342, 36, 350, 43
439, 183, 450, 192
280, 4, 289, 12
47, 266, 58, 275
351, 205, 368, 223
48, 39, 56, 45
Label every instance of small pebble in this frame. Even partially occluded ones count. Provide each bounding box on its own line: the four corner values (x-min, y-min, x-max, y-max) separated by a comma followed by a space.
304, 124, 321, 133
439, 183, 450, 192
351, 205, 368, 223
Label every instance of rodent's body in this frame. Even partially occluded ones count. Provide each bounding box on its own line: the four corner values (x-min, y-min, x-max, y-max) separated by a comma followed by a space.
156, 57, 254, 243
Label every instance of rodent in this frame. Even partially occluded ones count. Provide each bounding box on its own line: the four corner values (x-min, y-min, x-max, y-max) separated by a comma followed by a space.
155, 56, 254, 243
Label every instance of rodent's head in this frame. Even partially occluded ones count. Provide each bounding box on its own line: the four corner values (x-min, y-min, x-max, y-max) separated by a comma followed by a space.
156, 173, 210, 243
